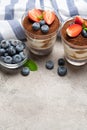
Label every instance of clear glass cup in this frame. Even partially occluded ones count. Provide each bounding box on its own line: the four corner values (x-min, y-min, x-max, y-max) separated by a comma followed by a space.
21, 6, 60, 56
61, 17, 87, 66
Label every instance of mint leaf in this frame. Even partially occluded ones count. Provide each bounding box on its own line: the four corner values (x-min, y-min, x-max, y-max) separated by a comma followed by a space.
24, 59, 38, 71
37, 15, 43, 20
84, 28, 87, 31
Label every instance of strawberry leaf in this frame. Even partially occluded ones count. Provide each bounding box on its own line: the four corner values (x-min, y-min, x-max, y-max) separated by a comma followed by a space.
24, 59, 38, 71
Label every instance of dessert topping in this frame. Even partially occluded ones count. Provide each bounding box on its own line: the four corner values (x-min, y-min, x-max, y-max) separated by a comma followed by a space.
28, 9, 42, 22
43, 10, 55, 25
32, 22, 40, 30
81, 29, 87, 38
28, 9, 56, 34
41, 25, 49, 33
84, 20, 87, 28
74, 15, 84, 25
39, 20, 46, 26
66, 23, 82, 37
66, 16, 87, 38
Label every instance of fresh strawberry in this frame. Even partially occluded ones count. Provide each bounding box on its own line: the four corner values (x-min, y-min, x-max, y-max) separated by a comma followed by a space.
84, 20, 87, 27
43, 10, 55, 25
28, 9, 42, 22
66, 24, 82, 37
74, 15, 84, 25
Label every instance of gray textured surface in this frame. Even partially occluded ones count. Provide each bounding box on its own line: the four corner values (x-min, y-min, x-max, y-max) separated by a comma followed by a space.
0, 39, 87, 130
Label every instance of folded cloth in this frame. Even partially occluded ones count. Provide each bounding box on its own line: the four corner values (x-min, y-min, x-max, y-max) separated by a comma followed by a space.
0, 0, 87, 41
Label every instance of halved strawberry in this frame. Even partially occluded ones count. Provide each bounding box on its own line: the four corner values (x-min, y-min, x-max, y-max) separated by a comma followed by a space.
28, 9, 42, 22
74, 15, 84, 25
66, 24, 82, 37
43, 10, 55, 25
84, 20, 87, 27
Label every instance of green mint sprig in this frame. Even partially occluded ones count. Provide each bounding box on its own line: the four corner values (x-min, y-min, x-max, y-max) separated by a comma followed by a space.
37, 15, 43, 20
24, 59, 38, 71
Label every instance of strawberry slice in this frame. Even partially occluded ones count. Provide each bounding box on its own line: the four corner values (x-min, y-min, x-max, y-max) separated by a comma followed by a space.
43, 10, 55, 25
28, 9, 42, 22
84, 20, 87, 27
74, 16, 84, 25
66, 24, 82, 37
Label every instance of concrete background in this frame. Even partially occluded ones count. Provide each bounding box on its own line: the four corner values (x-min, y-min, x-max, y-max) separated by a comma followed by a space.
0, 39, 87, 130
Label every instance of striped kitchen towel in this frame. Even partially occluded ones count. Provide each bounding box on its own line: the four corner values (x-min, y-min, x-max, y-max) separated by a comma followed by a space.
0, 0, 87, 41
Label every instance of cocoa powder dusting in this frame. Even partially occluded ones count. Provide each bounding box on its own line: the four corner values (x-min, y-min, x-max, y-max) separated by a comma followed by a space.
22, 15, 60, 36
61, 19, 87, 46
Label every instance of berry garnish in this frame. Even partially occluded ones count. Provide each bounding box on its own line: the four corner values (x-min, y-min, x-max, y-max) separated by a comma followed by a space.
40, 20, 45, 26
32, 22, 40, 30
58, 58, 65, 66
28, 9, 42, 22
57, 66, 67, 76
66, 23, 82, 37
41, 24, 49, 33
74, 15, 84, 26
81, 29, 87, 38
45, 60, 54, 70
21, 67, 30, 76
84, 21, 87, 27
43, 10, 55, 25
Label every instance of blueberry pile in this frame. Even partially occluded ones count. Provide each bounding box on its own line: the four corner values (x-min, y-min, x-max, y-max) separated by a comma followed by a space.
45, 58, 67, 76
0, 39, 27, 64
32, 20, 49, 34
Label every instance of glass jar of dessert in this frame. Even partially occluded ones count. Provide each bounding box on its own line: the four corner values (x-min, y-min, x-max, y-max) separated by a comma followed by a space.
21, 7, 60, 56
61, 16, 87, 66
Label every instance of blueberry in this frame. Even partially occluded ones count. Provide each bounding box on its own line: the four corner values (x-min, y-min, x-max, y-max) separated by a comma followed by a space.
12, 54, 22, 63
32, 22, 40, 30
19, 51, 26, 60
0, 43, 2, 48
0, 48, 5, 56
4, 56, 12, 64
81, 29, 87, 38
7, 46, 16, 56
57, 66, 67, 76
21, 42, 26, 49
4, 52, 8, 57
45, 60, 54, 70
1, 40, 11, 49
16, 43, 24, 52
58, 58, 65, 66
21, 67, 30, 76
10, 40, 19, 47
0, 56, 5, 62
41, 25, 49, 33
40, 20, 45, 26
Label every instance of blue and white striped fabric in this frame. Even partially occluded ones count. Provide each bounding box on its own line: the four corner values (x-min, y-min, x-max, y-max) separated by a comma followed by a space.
0, 0, 87, 41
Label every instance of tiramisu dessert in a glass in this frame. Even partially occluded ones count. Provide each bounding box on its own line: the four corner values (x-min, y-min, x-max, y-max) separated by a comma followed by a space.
61, 16, 87, 66
22, 7, 60, 56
